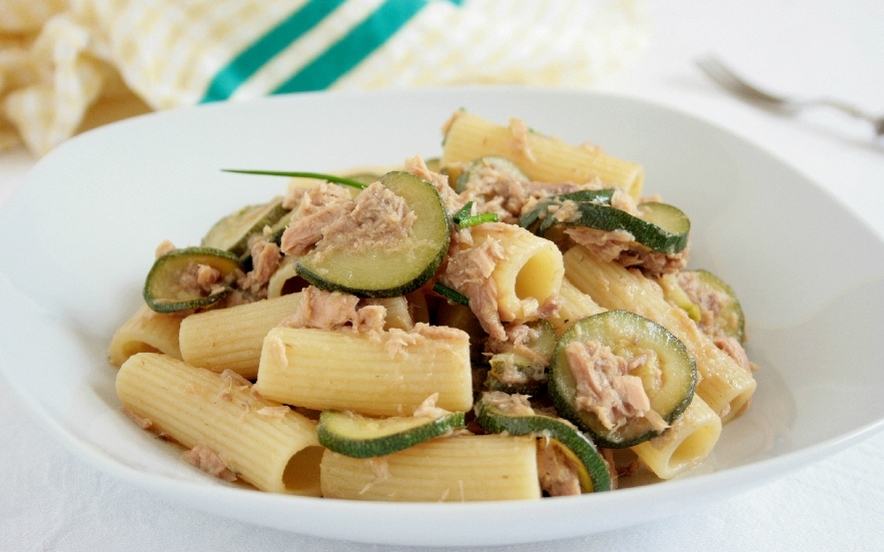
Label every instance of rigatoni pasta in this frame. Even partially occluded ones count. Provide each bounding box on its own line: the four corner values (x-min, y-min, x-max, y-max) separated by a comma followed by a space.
108, 304, 183, 367
116, 352, 323, 495
109, 109, 757, 501
463, 222, 563, 323
441, 110, 645, 199
441, 221, 563, 341
631, 395, 722, 479
547, 277, 606, 336
179, 292, 301, 379
320, 434, 541, 501
254, 325, 473, 417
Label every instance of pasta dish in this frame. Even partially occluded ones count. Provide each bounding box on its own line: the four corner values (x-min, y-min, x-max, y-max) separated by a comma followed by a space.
108, 110, 757, 500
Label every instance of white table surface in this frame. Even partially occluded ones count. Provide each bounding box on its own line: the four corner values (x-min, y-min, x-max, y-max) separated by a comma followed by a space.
3, 1, 884, 550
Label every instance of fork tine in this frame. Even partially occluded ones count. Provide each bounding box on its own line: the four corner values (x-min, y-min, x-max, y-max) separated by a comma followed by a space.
696, 57, 787, 106
695, 58, 755, 98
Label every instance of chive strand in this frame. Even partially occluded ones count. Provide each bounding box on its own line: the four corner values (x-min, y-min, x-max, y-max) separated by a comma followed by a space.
451, 201, 474, 225
222, 169, 367, 189
452, 201, 499, 229
432, 282, 469, 306
457, 212, 499, 229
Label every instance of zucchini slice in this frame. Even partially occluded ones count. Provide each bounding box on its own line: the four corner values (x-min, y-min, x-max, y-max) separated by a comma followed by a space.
537, 200, 690, 254
454, 155, 528, 193
266, 209, 294, 245
201, 197, 290, 257
317, 409, 466, 458
484, 353, 547, 395
518, 189, 617, 230
548, 310, 696, 448
657, 272, 703, 323
679, 269, 746, 342
637, 202, 691, 251
485, 320, 557, 395
295, 171, 451, 298
474, 392, 612, 493
423, 157, 442, 173
143, 246, 243, 313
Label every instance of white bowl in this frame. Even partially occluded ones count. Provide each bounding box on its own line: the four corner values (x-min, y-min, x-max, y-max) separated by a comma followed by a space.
1, 88, 883, 547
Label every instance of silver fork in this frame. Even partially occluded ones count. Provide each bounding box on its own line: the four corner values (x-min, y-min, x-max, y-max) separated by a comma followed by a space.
696, 56, 884, 136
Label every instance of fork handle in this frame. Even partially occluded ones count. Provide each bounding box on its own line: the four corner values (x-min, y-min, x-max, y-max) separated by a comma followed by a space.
815, 99, 884, 136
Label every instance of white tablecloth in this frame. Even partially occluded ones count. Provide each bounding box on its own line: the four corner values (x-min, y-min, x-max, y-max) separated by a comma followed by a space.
3, 1, 884, 550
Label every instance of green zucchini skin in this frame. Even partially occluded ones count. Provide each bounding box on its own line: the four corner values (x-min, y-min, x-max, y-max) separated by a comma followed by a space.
454, 155, 528, 193
295, 171, 451, 298
538, 200, 690, 254
143, 246, 242, 313
266, 210, 294, 246
201, 198, 289, 257
317, 410, 466, 458
484, 320, 557, 395
474, 393, 612, 493
635, 202, 691, 252
548, 310, 696, 449
686, 269, 746, 342
519, 189, 617, 230
484, 353, 547, 396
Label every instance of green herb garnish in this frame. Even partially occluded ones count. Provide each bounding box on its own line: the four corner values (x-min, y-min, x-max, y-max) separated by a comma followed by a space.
432, 282, 470, 306
223, 169, 367, 189
452, 201, 500, 229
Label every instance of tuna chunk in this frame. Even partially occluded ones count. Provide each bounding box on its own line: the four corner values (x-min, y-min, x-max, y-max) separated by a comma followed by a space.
182, 445, 237, 482
536, 439, 582, 497
508, 117, 536, 163
318, 181, 416, 256
237, 237, 281, 298
280, 286, 387, 334
441, 227, 507, 340
404, 155, 462, 213
565, 226, 688, 276
281, 178, 418, 267
280, 182, 354, 257
566, 341, 668, 433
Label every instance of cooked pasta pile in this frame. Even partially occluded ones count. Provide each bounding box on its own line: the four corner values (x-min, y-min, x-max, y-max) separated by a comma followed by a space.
109, 111, 757, 501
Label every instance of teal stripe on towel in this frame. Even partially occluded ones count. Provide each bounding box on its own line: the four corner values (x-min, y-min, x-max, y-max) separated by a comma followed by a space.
272, 0, 430, 94
201, 0, 347, 103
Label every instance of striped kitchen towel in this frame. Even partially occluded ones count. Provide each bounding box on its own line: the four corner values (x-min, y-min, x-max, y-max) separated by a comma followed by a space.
0, 0, 648, 156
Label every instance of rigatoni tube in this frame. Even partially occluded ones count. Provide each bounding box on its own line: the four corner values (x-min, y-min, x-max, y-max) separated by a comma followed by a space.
632, 395, 722, 479
443, 222, 563, 341
178, 293, 301, 379
254, 324, 473, 417
108, 304, 183, 367
320, 434, 541, 501
441, 111, 644, 199
116, 352, 323, 495
547, 276, 606, 336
